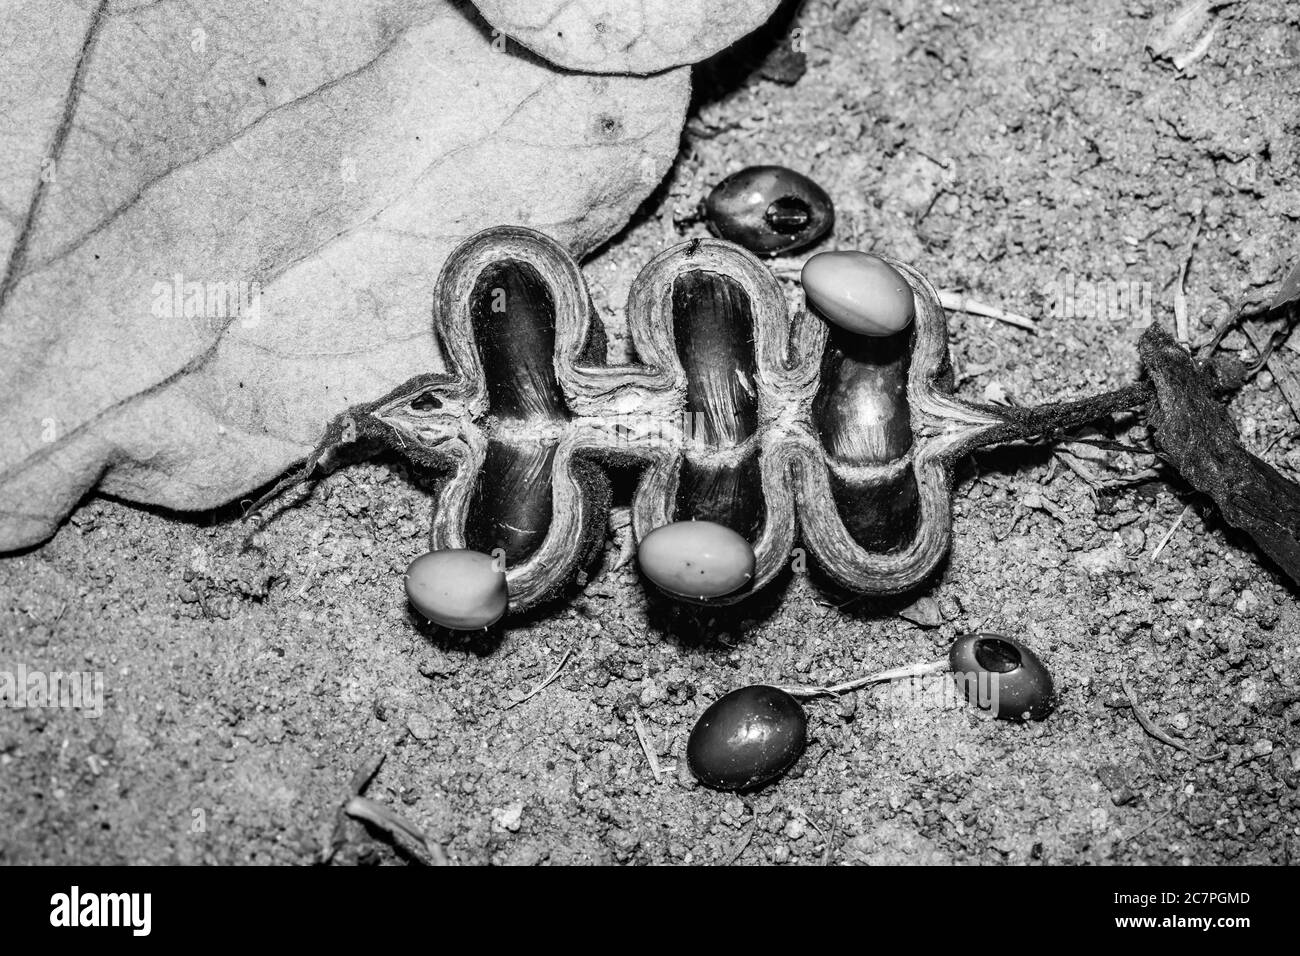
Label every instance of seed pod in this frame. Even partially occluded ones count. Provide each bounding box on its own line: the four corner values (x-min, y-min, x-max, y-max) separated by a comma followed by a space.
704, 165, 834, 256
948, 633, 1055, 721
303, 225, 1012, 617
687, 685, 807, 791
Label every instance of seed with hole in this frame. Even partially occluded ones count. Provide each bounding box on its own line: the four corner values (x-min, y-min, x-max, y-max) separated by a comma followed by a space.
404, 549, 507, 630
637, 520, 756, 600
704, 165, 834, 256
801, 251, 916, 336
948, 633, 1054, 721
688, 685, 807, 791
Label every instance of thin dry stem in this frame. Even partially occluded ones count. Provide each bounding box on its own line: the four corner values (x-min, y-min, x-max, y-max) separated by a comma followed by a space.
781, 659, 948, 699
344, 796, 448, 866
504, 647, 573, 710
631, 708, 663, 783
1119, 673, 1226, 763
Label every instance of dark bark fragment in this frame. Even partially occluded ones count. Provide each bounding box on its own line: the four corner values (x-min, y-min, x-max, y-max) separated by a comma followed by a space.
1140, 324, 1300, 586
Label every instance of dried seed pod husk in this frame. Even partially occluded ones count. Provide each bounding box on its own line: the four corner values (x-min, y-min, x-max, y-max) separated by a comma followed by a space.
788, 257, 990, 593
624, 238, 803, 604
267, 230, 1300, 613
282, 226, 1023, 615
366, 227, 614, 611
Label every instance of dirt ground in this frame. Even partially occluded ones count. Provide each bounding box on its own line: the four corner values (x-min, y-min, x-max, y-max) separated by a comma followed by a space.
3, 0, 1299, 865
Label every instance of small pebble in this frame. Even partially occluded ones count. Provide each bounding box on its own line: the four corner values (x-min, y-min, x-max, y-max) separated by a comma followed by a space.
704, 165, 833, 256
801, 250, 916, 336
404, 549, 507, 629
638, 520, 755, 600
406, 713, 434, 740
899, 596, 942, 628
949, 633, 1055, 721
687, 685, 807, 791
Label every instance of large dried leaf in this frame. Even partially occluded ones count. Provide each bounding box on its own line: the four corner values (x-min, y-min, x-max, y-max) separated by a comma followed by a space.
0, 0, 689, 551
472, 0, 782, 74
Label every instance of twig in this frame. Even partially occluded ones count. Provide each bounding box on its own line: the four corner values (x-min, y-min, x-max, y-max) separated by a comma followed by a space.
1196, 301, 1246, 359
816, 592, 866, 621
936, 289, 1037, 332
320, 752, 387, 865
1060, 435, 1158, 456
820, 817, 838, 866
1149, 503, 1190, 560
1054, 449, 1103, 489
1098, 467, 1166, 490
1172, 215, 1202, 345
504, 647, 573, 710
41, 601, 70, 639
349, 752, 387, 794
725, 818, 758, 865
780, 659, 948, 699
345, 796, 448, 866
631, 708, 663, 783
1118, 809, 1172, 845
1119, 673, 1226, 762
1243, 322, 1300, 424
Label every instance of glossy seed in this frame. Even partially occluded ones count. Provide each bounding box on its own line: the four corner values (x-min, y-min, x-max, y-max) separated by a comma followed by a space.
687, 685, 808, 791
404, 549, 508, 630
637, 520, 756, 600
801, 250, 916, 336
704, 165, 834, 256
948, 633, 1054, 721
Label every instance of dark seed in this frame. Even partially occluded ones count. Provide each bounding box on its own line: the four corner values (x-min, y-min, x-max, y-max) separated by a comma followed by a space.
704, 166, 833, 256
687, 685, 807, 791
949, 633, 1054, 721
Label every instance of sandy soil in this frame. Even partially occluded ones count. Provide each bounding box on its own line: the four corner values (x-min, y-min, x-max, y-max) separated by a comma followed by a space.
3, 0, 1299, 865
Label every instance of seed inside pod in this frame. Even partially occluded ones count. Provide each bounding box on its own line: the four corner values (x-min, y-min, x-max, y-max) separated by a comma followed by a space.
404, 549, 508, 630
470, 259, 570, 421
687, 685, 808, 791
812, 325, 919, 550
465, 440, 557, 564
801, 251, 916, 336
637, 520, 756, 600
704, 165, 834, 256
670, 270, 764, 539
948, 633, 1055, 721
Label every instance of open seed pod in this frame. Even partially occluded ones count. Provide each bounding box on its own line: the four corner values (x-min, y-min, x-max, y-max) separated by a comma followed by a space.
782, 258, 1002, 593
274, 225, 1013, 616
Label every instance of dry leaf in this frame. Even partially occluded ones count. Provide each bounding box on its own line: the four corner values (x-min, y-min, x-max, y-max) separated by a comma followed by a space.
472, 0, 782, 74
1146, 0, 1237, 71
1271, 258, 1300, 312
0, 0, 689, 551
